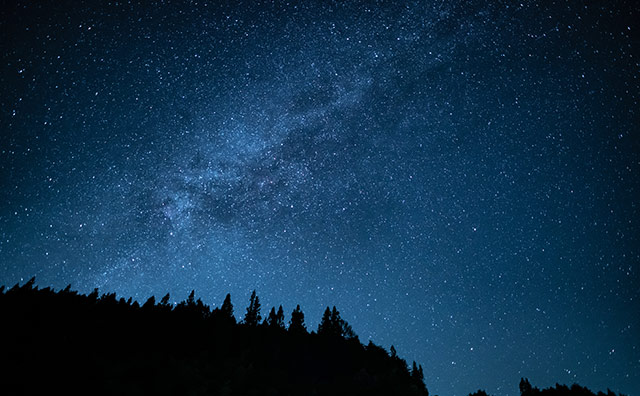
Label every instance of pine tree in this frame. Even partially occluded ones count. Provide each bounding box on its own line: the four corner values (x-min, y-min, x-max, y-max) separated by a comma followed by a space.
266, 307, 278, 327
330, 306, 341, 336
244, 290, 261, 326
275, 305, 285, 328
289, 305, 306, 333
221, 293, 234, 322
158, 293, 172, 312
519, 378, 537, 396
186, 290, 196, 306
160, 293, 171, 307
411, 361, 425, 384
317, 307, 332, 336
142, 296, 155, 310
23, 277, 36, 290
317, 306, 357, 339
341, 318, 357, 340
158, 293, 171, 311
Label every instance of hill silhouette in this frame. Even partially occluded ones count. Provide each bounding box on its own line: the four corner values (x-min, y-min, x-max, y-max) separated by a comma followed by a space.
0, 278, 625, 396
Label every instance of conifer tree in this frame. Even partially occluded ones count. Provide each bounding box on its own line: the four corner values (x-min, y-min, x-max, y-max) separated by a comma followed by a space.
23, 277, 36, 290
160, 293, 171, 307
289, 304, 306, 333
519, 378, 537, 396
88, 288, 99, 301
318, 306, 357, 339
317, 307, 332, 335
275, 305, 285, 328
186, 290, 196, 306
266, 307, 278, 327
341, 317, 357, 340
158, 293, 172, 312
221, 293, 234, 322
330, 306, 341, 335
244, 290, 261, 326
142, 296, 155, 310
411, 361, 425, 384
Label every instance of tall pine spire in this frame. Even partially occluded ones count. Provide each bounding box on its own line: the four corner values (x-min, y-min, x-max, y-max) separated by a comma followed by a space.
243, 290, 261, 326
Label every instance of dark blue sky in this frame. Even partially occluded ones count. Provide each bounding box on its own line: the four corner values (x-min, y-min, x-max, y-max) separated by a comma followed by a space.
1, 1, 638, 395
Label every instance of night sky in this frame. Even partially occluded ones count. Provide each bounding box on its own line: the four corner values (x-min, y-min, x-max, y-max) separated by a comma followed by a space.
1, 1, 638, 395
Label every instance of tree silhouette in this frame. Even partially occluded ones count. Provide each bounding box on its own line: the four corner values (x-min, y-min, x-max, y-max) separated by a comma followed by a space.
175, 290, 210, 319
186, 290, 195, 306
276, 305, 285, 328
289, 304, 306, 333
266, 307, 278, 327
265, 306, 285, 328
318, 307, 333, 335
1, 278, 626, 396
142, 296, 155, 310
24, 277, 36, 290
317, 306, 356, 339
411, 361, 425, 384
158, 293, 172, 311
520, 378, 538, 396
244, 290, 261, 326
160, 293, 171, 306
340, 315, 357, 339
88, 288, 99, 302
221, 293, 234, 322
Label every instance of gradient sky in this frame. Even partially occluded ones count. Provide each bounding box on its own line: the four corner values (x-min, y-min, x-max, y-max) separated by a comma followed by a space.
1, 1, 638, 395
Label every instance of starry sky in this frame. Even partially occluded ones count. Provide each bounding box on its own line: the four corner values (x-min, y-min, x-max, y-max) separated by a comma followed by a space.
1, 1, 638, 395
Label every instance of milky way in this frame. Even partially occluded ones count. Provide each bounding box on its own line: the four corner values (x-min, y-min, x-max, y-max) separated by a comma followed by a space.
1, 2, 638, 395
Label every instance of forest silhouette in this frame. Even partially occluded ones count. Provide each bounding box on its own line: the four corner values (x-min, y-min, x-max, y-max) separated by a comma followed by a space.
0, 278, 625, 396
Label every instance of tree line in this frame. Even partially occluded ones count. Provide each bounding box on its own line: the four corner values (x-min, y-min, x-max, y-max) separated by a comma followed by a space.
130, 285, 369, 342
0, 278, 427, 396
469, 379, 626, 396
0, 278, 625, 396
